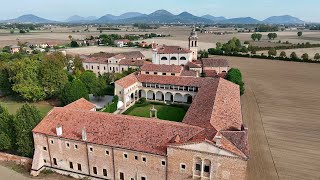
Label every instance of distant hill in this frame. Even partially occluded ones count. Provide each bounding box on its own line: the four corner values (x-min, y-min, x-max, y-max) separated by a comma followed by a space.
221, 17, 260, 24
263, 15, 304, 24
3, 14, 55, 23
201, 15, 226, 22
65, 15, 98, 22
0, 11, 308, 24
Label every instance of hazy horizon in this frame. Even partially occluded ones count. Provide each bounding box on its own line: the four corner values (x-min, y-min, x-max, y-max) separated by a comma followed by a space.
0, 0, 319, 22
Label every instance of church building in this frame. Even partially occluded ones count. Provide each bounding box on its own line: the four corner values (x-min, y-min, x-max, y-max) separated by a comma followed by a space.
152, 28, 198, 66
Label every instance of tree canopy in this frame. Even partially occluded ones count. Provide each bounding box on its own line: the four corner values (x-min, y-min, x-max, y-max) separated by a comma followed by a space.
226, 68, 245, 96
60, 79, 89, 106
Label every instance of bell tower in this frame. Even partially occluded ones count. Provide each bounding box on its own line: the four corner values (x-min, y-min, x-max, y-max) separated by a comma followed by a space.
189, 26, 198, 60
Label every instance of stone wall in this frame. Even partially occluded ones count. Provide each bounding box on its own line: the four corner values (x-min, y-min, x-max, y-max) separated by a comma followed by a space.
0, 152, 32, 167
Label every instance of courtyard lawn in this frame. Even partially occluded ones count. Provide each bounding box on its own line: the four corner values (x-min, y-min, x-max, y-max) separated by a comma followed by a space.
123, 103, 188, 122
0, 96, 54, 117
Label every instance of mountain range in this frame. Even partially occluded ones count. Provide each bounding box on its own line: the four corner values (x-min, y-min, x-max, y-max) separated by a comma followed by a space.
0, 10, 306, 24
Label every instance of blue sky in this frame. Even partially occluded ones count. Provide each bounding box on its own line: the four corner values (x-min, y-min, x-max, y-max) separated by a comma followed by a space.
0, 0, 319, 22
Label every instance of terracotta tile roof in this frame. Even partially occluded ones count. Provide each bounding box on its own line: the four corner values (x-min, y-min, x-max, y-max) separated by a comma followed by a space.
121, 51, 145, 60
115, 73, 139, 88
118, 59, 148, 66
182, 78, 242, 131
186, 61, 201, 68
64, 98, 96, 111
195, 58, 229, 67
82, 51, 145, 64
221, 129, 249, 158
33, 108, 204, 155
180, 70, 198, 77
155, 45, 191, 54
204, 70, 218, 77
140, 64, 182, 73
114, 39, 130, 43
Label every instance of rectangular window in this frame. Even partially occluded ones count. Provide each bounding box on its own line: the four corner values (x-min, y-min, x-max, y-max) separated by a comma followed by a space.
97, 66, 99, 70
66, 142, 70, 148
146, 72, 149, 74
50, 140, 54, 144
53, 158, 57, 165
162, 73, 166, 75
171, 73, 175, 76
110, 67, 112, 71
134, 155, 138, 160
161, 160, 166, 166
180, 164, 186, 170
43, 147, 47, 151
69, 162, 73, 169
43, 159, 47, 163
154, 72, 158, 75
123, 153, 128, 159
103, 169, 107, 176
142, 157, 146, 162
120, 172, 124, 180
196, 164, 201, 171
93, 167, 97, 174
141, 177, 146, 180
78, 163, 82, 171
204, 165, 210, 173
105, 150, 109, 155
89, 147, 93, 152
74, 144, 78, 149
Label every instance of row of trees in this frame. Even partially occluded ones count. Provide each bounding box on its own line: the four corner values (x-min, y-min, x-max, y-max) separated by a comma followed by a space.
0, 104, 41, 157
267, 48, 320, 61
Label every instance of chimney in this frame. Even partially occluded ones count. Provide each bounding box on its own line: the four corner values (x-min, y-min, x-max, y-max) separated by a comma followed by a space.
82, 128, 87, 141
56, 124, 62, 137
215, 136, 222, 147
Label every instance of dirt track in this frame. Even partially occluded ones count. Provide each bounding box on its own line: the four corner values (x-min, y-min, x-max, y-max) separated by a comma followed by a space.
224, 56, 320, 180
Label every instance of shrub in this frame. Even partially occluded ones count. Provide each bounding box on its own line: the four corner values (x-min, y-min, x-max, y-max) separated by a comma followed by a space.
136, 97, 146, 105
226, 68, 245, 96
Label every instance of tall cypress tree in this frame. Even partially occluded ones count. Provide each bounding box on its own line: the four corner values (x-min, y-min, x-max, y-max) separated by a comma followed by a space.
14, 104, 41, 157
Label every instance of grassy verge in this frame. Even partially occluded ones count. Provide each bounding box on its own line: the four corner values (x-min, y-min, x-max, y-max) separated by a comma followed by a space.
0, 96, 53, 117
123, 102, 188, 122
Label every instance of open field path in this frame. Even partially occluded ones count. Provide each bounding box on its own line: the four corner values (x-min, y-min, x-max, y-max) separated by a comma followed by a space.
224, 56, 320, 180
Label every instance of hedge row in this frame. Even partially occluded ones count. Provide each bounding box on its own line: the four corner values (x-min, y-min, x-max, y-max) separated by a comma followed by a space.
208, 50, 320, 64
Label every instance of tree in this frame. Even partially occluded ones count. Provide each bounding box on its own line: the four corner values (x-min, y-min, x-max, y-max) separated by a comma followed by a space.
290, 52, 298, 60
79, 71, 98, 93
268, 33, 277, 40
257, 34, 262, 41
226, 68, 245, 96
251, 33, 258, 41
70, 41, 79, 47
39, 55, 69, 98
0, 106, 15, 151
10, 30, 14, 34
68, 35, 73, 40
297, 31, 303, 37
0, 64, 13, 95
301, 53, 309, 61
60, 79, 89, 106
92, 76, 107, 99
280, 51, 287, 58
268, 48, 277, 56
314, 53, 320, 60
14, 104, 41, 157
73, 55, 84, 71
8, 58, 46, 101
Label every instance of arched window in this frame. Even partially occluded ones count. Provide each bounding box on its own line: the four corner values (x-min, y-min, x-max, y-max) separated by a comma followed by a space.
191, 41, 194, 47
161, 57, 168, 60
195, 41, 197, 47
171, 56, 177, 60
180, 57, 186, 60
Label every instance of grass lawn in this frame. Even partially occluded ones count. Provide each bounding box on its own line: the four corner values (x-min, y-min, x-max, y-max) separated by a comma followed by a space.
123, 102, 188, 122
0, 96, 53, 117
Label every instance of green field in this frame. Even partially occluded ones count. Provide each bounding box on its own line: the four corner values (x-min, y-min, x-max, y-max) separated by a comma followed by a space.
0, 96, 53, 117
123, 103, 188, 122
